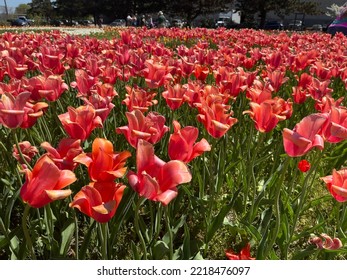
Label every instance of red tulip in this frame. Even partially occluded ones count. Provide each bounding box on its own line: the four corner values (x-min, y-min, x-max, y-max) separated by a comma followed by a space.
37, 45, 65, 75
20, 101, 48, 129
58, 105, 103, 141
225, 243, 255, 260
143, 59, 173, 89
12, 141, 38, 165
168, 120, 211, 163
37, 75, 69, 102
41, 138, 83, 171
321, 106, 347, 143
122, 85, 157, 113
264, 69, 289, 93
196, 95, 238, 139
193, 64, 209, 81
162, 83, 187, 110
116, 109, 169, 148
70, 181, 126, 223
0, 91, 31, 128
321, 168, 347, 202
4, 56, 28, 79
20, 155, 76, 208
74, 138, 131, 182
243, 101, 285, 133
298, 159, 310, 172
128, 139, 192, 205
81, 94, 115, 123
283, 113, 327, 157
70, 69, 98, 96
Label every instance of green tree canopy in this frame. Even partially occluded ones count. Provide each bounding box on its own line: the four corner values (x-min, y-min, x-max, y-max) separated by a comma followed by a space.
236, 0, 320, 28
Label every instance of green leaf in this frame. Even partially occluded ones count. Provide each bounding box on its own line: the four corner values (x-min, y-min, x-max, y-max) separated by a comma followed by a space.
79, 220, 96, 260
206, 202, 233, 243
59, 220, 75, 257
193, 251, 204, 260
162, 215, 186, 244
131, 241, 140, 260
153, 241, 169, 260
182, 223, 191, 260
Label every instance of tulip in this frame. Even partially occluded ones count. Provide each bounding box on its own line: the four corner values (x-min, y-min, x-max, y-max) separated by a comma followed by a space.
122, 85, 157, 113
283, 113, 327, 157
70, 182, 126, 223
41, 138, 83, 171
128, 139, 192, 205
20, 155, 76, 208
168, 120, 211, 163
225, 243, 255, 260
0, 91, 31, 129
309, 233, 343, 250
197, 98, 238, 139
12, 141, 38, 164
162, 83, 187, 110
74, 138, 131, 182
321, 168, 347, 202
298, 159, 310, 172
116, 109, 169, 148
58, 105, 103, 141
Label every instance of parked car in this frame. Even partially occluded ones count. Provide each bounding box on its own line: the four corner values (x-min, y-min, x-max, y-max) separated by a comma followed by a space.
263, 21, 284, 30
109, 19, 126, 27
288, 20, 304, 30
80, 20, 93, 26
10, 18, 29, 27
215, 17, 230, 28
18, 16, 34, 26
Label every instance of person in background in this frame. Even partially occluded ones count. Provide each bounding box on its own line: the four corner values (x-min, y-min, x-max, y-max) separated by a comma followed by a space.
157, 11, 167, 28
126, 15, 132, 26
146, 14, 154, 28
328, 3, 347, 35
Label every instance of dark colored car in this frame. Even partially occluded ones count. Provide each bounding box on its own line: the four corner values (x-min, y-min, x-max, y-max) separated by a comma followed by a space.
263, 21, 284, 30
10, 18, 29, 27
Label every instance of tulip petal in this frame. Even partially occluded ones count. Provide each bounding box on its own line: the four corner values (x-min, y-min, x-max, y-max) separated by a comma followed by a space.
45, 189, 72, 201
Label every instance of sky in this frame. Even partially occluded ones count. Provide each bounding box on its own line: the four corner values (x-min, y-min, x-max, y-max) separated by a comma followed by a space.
6, 0, 30, 9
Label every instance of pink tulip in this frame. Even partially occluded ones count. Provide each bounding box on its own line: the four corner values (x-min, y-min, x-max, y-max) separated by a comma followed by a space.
128, 139, 192, 205
283, 113, 327, 157
321, 168, 347, 202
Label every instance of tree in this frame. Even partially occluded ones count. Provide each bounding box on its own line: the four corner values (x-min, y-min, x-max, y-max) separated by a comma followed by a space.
236, 0, 320, 28
28, 0, 54, 20
166, 0, 234, 27
15, 4, 30, 15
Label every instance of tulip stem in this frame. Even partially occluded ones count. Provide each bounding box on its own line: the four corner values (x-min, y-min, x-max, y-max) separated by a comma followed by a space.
22, 204, 36, 260
13, 130, 32, 171
99, 222, 108, 260
284, 151, 323, 259
134, 197, 147, 260
164, 206, 174, 259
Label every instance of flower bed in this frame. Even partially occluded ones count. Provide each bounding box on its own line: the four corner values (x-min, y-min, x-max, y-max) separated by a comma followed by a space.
1, 27, 347, 260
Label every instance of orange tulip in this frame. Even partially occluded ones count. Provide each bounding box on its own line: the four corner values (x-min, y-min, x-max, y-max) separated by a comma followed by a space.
74, 138, 131, 182
70, 181, 126, 223
20, 155, 76, 208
